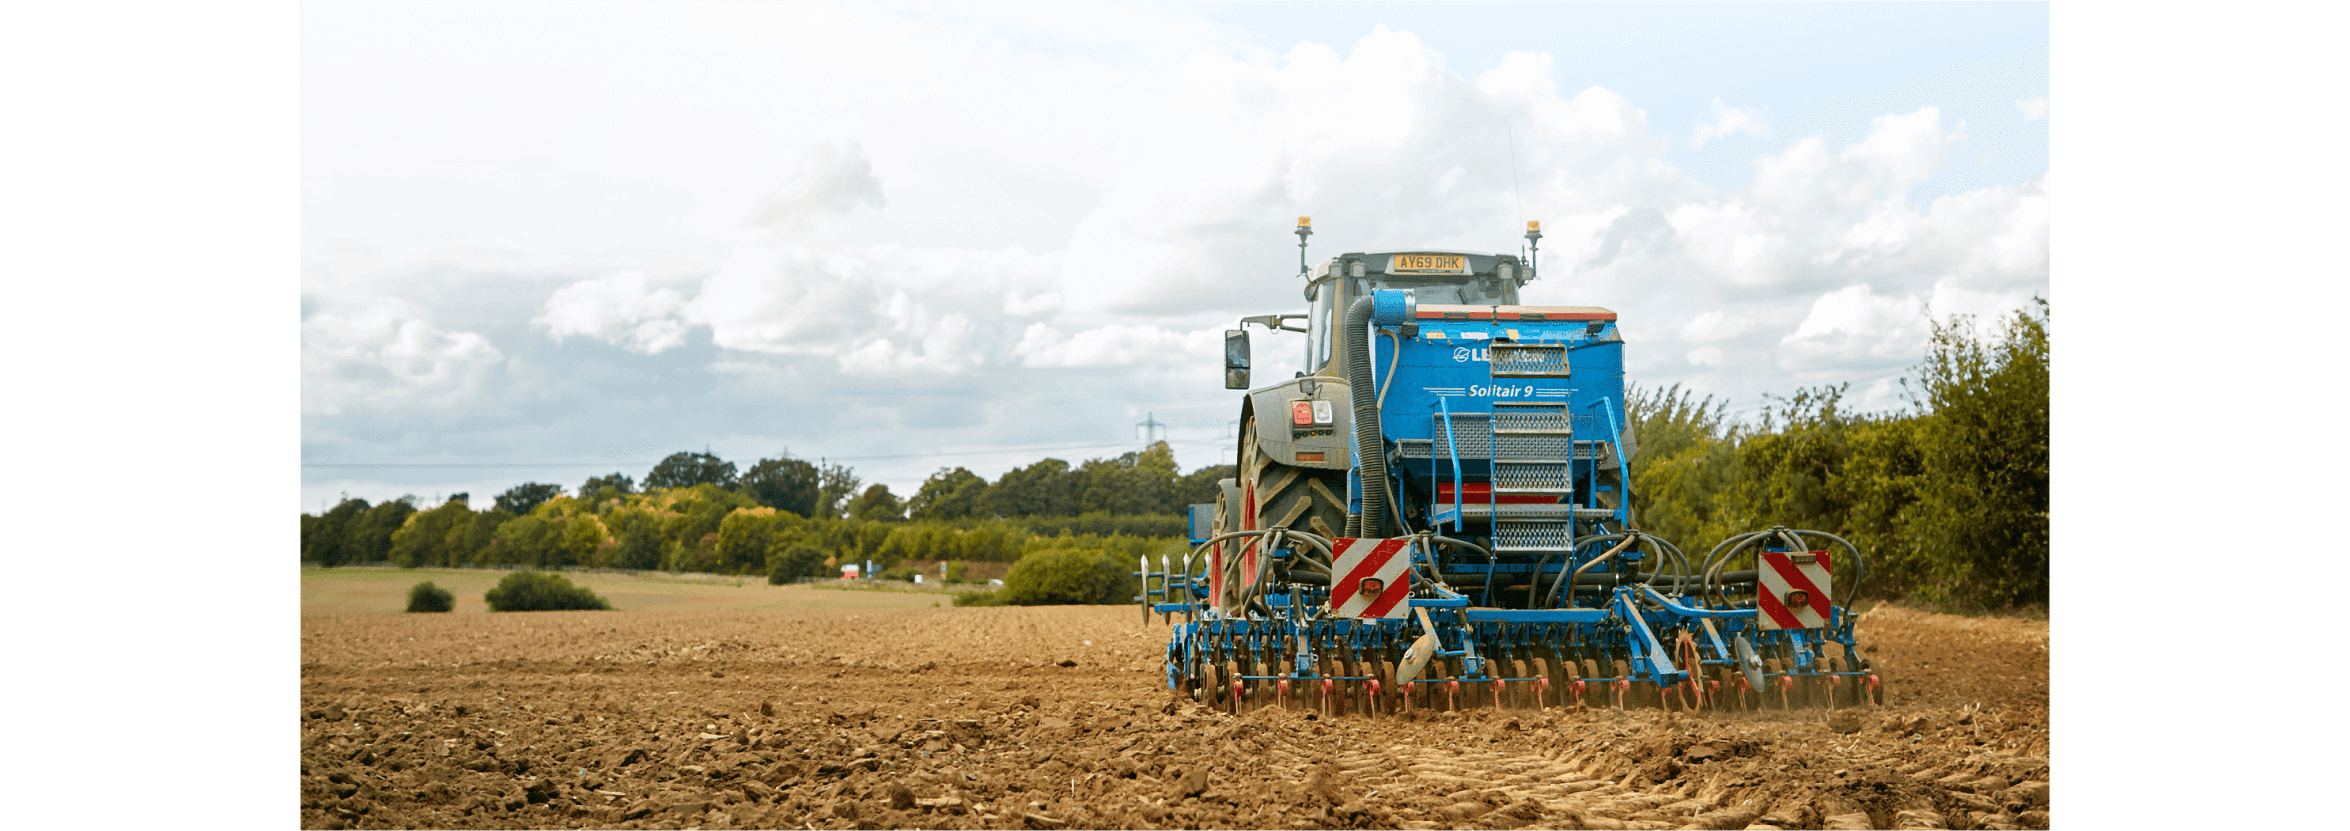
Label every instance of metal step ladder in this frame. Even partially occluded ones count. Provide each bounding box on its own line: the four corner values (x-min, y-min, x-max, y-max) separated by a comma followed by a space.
1484, 402, 1578, 554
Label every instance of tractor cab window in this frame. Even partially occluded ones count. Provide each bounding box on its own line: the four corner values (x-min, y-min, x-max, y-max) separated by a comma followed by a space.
1306, 282, 1334, 373
1369, 275, 1518, 306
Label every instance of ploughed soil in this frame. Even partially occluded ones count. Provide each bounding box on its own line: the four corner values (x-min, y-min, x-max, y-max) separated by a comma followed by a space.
301, 603, 2048, 830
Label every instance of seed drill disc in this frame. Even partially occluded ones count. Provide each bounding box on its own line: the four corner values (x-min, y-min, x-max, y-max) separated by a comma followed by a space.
1734, 633, 1766, 692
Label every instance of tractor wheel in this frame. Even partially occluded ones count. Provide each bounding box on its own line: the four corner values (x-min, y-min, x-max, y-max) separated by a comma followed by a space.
1239, 417, 1348, 543
1210, 484, 1245, 614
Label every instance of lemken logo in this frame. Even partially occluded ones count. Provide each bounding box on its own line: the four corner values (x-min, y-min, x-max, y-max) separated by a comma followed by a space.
1451, 347, 1488, 363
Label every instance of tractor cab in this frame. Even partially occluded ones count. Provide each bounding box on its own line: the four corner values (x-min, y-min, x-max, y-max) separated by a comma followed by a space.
1295, 251, 1529, 376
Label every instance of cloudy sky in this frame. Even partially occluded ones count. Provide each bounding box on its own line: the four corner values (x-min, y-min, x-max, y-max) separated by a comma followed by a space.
300, 1, 2049, 512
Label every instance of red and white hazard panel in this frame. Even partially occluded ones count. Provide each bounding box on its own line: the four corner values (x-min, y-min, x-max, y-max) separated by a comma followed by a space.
1757, 550, 1832, 630
1328, 538, 1412, 619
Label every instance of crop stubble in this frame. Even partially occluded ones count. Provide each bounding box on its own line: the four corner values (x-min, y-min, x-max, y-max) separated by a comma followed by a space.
300, 605, 2048, 829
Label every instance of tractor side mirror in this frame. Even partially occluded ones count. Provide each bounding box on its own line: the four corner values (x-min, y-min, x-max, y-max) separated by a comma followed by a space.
1223, 329, 1250, 389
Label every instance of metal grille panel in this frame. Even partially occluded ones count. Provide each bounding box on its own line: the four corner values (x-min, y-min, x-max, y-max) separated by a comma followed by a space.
1493, 402, 1572, 433
1488, 344, 1570, 377
1402, 436, 1611, 464
1427, 415, 1491, 458
1492, 461, 1571, 492
1492, 522, 1574, 551
1495, 435, 1573, 459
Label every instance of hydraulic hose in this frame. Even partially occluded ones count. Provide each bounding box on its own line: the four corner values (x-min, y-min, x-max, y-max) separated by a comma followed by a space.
1426, 533, 1496, 605
1701, 531, 1772, 608
1377, 329, 1403, 409
1343, 296, 1389, 538
1553, 533, 1643, 609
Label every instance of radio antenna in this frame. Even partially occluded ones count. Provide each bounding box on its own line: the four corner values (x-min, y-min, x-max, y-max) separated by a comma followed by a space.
1507, 124, 1525, 230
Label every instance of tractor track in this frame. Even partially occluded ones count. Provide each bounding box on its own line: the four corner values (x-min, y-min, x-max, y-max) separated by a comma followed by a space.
300, 604, 2047, 829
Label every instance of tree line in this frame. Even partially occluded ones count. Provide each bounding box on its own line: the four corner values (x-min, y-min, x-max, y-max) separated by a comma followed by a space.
1626, 299, 2049, 610
299, 441, 1233, 582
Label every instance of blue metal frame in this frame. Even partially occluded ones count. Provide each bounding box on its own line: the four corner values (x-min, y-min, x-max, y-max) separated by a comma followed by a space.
1151, 259, 1874, 711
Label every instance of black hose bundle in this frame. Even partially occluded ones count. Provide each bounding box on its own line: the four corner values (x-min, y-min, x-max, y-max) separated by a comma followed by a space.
1342, 296, 1387, 538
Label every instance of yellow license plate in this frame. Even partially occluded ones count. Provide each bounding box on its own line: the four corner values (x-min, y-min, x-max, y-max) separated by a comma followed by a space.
1390, 253, 1466, 273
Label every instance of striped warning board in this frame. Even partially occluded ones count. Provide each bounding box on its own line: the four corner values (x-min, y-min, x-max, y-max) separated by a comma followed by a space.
1757, 550, 1832, 630
1328, 538, 1412, 619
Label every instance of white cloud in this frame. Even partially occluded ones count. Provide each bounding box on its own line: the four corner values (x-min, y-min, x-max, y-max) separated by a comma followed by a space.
2016, 96, 2048, 123
303, 302, 505, 415
744, 141, 887, 239
1014, 323, 1221, 369
1689, 98, 1768, 148
1680, 310, 1754, 344
1777, 285, 1930, 374
534, 271, 694, 354
1843, 106, 1959, 187
1927, 280, 2041, 341
1667, 200, 1777, 285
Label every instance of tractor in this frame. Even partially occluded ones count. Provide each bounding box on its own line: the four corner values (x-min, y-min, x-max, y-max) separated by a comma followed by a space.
1141, 218, 1881, 714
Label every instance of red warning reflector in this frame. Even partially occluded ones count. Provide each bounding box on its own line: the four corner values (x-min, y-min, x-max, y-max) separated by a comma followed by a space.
1757, 550, 1832, 630
1328, 538, 1411, 619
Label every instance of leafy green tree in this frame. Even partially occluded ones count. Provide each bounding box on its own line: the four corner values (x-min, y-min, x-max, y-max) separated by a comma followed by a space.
1172, 463, 1236, 513
958, 522, 1027, 561
1835, 416, 1927, 590
347, 498, 419, 565
494, 482, 564, 516
647, 451, 739, 490
659, 483, 754, 559
740, 455, 821, 516
612, 521, 664, 571
389, 497, 475, 568
816, 462, 861, 519
1900, 299, 2049, 607
1628, 383, 1731, 466
715, 510, 779, 575
846, 483, 906, 522
1073, 442, 1180, 514
558, 514, 609, 567
990, 458, 1075, 517
491, 514, 559, 567
457, 510, 512, 567
908, 467, 989, 520
1625, 383, 1747, 550
579, 473, 634, 505
304, 497, 371, 567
